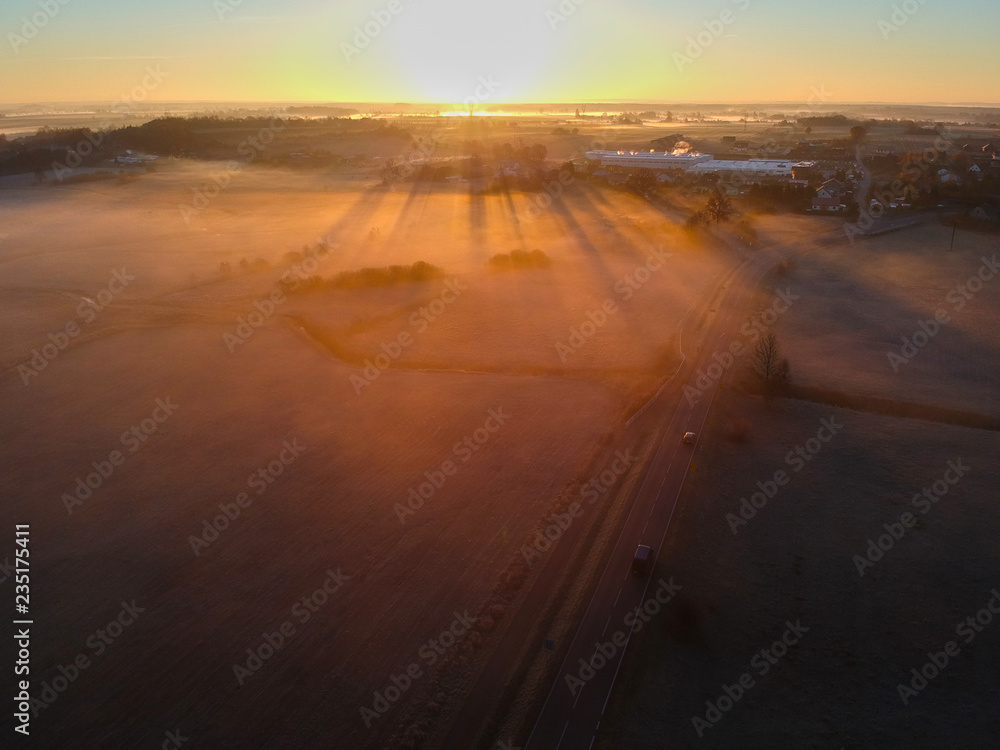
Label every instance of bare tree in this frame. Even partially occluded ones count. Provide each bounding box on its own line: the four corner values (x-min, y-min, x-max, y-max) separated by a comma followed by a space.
705, 190, 734, 223
751, 330, 790, 401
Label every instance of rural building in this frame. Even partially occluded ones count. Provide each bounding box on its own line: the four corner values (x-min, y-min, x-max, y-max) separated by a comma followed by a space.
586, 149, 805, 181
970, 205, 999, 221
687, 159, 797, 179
586, 149, 714, 170
812, 179, 847, 212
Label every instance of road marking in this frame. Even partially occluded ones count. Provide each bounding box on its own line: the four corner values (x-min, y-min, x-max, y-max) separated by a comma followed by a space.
602, 613, 612, 636
525, 259, 773, 750
573, 686, 584, 709
556, 720, 569, 749
614, 587, 622, 606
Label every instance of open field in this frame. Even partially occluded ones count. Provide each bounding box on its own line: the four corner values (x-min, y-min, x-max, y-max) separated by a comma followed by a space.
596, 389, 1000, 750
2, 108, 997, 749
593, 214, 1000, 749
0, 152, 736, 748
754, 221, 1000, 418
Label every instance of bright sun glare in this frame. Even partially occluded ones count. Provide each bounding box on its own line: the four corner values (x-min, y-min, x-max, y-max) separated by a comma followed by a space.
391, 0, 552, 105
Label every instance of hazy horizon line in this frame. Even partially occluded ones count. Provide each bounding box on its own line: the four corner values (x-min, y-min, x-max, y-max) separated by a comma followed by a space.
3, 99, 1000, 110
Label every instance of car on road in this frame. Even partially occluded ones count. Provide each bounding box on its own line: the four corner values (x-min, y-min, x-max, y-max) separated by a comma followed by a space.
682, 431, 696, 445
631, 544, 651, 576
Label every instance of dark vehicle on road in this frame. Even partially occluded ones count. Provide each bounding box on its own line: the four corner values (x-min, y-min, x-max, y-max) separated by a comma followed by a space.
682, 431, 696, 445
631, 544, 651, 575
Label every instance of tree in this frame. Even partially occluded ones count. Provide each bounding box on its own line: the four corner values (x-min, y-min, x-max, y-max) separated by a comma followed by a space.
527, 143, 547, 163
751, 330, 790, 402
381, 157, 399, 185
627, 170, 658, 196
705, 190, 734, 223
850, 125, 867, 143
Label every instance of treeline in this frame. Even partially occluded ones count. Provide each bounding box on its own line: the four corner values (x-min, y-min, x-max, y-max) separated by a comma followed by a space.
797, 114, 860, 128
282, 261, 445, 293
0, 116, 410, 174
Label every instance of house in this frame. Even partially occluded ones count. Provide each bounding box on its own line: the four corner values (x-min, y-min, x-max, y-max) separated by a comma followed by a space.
938, 168, 961, 184
812, 179, 847, 212
791, 161, 818, 182
970, 205, 999, 222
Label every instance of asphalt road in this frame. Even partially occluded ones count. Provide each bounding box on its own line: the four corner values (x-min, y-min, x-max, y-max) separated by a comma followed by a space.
524, 247, 771, 750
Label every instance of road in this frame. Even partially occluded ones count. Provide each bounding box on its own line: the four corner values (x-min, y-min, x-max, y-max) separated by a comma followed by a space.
523, 245, 772, 750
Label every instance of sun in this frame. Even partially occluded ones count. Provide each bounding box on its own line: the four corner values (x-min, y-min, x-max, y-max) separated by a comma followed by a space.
390, 0, 553, 105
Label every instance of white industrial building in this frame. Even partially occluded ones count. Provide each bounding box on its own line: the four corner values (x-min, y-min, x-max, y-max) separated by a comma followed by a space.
586, 148, 799, 178
585, 149, 714, 169
687, 159, 796, 177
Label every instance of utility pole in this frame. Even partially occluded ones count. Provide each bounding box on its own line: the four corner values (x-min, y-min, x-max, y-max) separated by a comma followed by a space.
949, 222, 957, 252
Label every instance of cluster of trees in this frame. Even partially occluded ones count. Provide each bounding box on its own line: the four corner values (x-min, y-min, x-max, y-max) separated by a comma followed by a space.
0, 116, 412, 176
285, 261, 444, 293
493, 142, 547, 163
625, 170, 658, 196
797, 114, 860, 128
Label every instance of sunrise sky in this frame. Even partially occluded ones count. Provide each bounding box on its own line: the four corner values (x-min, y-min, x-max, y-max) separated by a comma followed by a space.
2, 0, 999, 105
